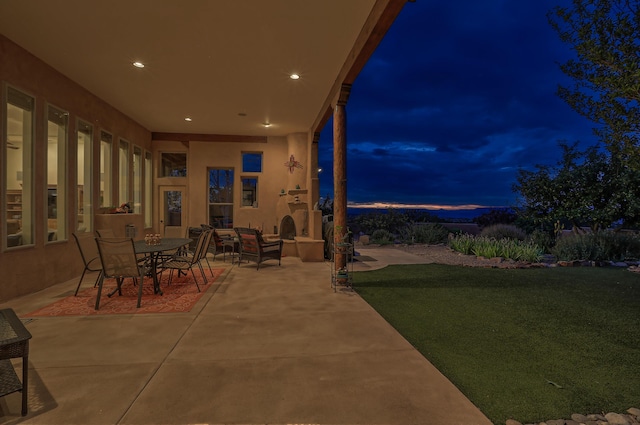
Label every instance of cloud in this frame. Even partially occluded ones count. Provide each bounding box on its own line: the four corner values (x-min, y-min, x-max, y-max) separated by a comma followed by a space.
318, 0, 598, 208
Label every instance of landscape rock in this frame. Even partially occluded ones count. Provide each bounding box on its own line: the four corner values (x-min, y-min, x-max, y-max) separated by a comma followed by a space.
506, 420, 523, 425
572, 413, 589, 422
628, 408, 640, 417
605, 412, 630, 425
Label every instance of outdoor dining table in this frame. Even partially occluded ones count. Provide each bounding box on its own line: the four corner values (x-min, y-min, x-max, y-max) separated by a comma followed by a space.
134, 237, 192, 295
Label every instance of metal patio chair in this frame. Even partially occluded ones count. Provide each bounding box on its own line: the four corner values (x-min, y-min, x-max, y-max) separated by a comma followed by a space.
162, 229, 213, 291
72, 232, 103, 295
95, 237, 149, 309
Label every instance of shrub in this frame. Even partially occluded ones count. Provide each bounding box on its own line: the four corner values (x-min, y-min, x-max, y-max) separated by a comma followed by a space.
551, 230, 640, 261
370, 229, 394, 245
471, 237, 502, 258
480, 224, 526, 241
474, 208, 517, 227
399, 223, 449, 245
449, 234, 543, 262
528, 229, 555, 253
448, 233, 475, 255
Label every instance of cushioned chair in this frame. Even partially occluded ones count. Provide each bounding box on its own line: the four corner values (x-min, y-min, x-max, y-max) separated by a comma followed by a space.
162, 229, 213, 290
72, 232, 103, 295
95, 237, 149, 309
234, 227, 283, 270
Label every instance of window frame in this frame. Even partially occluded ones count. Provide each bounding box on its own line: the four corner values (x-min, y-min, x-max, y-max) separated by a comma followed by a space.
76, 118, 93, 233
207, 167, 234, 229
99, 130, 113, 208
133, 145, 142, 214
118, 138, 130, 207
144, 150, 153, 228
3, 84, 36, 249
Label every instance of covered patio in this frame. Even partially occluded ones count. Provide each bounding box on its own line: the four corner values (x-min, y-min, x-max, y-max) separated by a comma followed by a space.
0, 249, 491, 425
1, 0, 404, 302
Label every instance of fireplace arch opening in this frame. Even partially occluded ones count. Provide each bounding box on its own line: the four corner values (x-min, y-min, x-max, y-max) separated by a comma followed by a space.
280, 215, 296, 240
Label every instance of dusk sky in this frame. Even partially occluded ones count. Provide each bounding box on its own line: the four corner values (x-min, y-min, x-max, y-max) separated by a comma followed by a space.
317, 0, 598, 211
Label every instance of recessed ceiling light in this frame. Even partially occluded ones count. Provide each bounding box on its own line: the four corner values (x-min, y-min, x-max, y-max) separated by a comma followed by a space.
184, 117, 192, 122
263, 122, 272, 128
133, 61, 145, 68
289, 73, 300, 80
238, 112, 247, 117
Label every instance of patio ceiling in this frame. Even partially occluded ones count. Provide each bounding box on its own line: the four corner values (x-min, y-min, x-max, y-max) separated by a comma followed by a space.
0, 0, 404, 138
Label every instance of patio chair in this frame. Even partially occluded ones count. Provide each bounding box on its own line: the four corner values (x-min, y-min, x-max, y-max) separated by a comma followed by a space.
161, 226, 189, 258
201, 224, 226, 275
234, 227, 283, 270
95, 237, 149, 309
72, 232, 103, 295
162, 229, 213, 291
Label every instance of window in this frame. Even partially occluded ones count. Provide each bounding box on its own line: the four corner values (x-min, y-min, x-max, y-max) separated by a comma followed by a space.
241, 177, 258, 207
208, 168, 233, 228
46, 104, 68, 242
144, 151, 152, 228
100, 131, 112, 208
161, 153, 187, 177
77, 120, 93, 233
242, 152, 262, 172
133, 146, 142, 214
4, 86, 35, 248
118, 139, 129, 206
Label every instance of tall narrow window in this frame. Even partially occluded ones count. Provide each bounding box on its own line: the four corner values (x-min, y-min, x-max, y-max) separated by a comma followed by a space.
118, 139, 129, 206
144, 151, 152, 228
77, 120, 93, 232
208, 168, 234, 229
133, 146, 142, 214
46, 104, 68, 242
4, 86, 34, 248
100, 131, 112, 208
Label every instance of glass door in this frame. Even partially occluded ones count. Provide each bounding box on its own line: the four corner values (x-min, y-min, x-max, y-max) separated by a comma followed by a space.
158, 185, 186, 237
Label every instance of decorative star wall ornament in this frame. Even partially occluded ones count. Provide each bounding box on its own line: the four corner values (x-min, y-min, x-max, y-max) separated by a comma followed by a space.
284, 154, 303, 174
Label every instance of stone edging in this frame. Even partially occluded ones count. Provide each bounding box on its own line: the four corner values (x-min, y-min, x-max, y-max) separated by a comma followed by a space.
506, 407, 640, 425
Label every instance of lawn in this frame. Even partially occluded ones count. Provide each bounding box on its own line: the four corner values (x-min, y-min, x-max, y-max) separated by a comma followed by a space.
353, 264, 640, 425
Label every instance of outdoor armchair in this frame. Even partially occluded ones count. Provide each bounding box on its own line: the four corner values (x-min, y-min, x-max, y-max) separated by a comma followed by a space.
234, 227, 283, 270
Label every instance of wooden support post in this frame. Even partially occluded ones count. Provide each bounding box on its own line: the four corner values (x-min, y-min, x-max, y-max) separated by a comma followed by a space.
333, 84, 351, 273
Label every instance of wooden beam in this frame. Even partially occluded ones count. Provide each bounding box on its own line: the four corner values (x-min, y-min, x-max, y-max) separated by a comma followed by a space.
151, 132, 268, 143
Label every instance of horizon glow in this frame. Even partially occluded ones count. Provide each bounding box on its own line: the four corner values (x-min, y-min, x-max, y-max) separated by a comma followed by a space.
346, 202, 507, 211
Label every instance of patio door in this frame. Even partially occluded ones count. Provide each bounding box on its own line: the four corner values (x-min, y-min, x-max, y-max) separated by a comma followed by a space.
158, 185, 186, 237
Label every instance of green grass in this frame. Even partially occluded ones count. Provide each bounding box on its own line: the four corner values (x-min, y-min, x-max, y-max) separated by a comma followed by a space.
353, 264, 640, 425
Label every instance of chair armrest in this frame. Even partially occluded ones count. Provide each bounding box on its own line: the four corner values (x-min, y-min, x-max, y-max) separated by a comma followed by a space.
260, 240, 282, 248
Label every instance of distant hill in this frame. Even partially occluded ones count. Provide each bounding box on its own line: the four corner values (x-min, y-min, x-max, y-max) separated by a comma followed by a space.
347, 207, 500, 222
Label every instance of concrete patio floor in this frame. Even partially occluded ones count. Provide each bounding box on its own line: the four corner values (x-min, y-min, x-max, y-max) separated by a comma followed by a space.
0, 246, 492, 425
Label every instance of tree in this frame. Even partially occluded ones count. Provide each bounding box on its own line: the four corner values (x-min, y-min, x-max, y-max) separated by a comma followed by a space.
548, 0, 640, 164
514, 142, 640, 230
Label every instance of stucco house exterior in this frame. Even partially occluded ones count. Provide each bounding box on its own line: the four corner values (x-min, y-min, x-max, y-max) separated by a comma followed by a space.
0, 1, 406, 302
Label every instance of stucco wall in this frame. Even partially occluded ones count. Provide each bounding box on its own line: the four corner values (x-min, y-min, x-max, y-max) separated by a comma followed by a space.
0, 35, 152, 303
153, 135, 313, 235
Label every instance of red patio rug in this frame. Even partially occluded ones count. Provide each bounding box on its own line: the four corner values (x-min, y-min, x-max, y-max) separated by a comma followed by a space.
25, 268, 225, 317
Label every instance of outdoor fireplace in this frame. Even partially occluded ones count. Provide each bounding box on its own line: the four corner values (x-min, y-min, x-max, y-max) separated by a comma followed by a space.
280, 215, 296, 240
